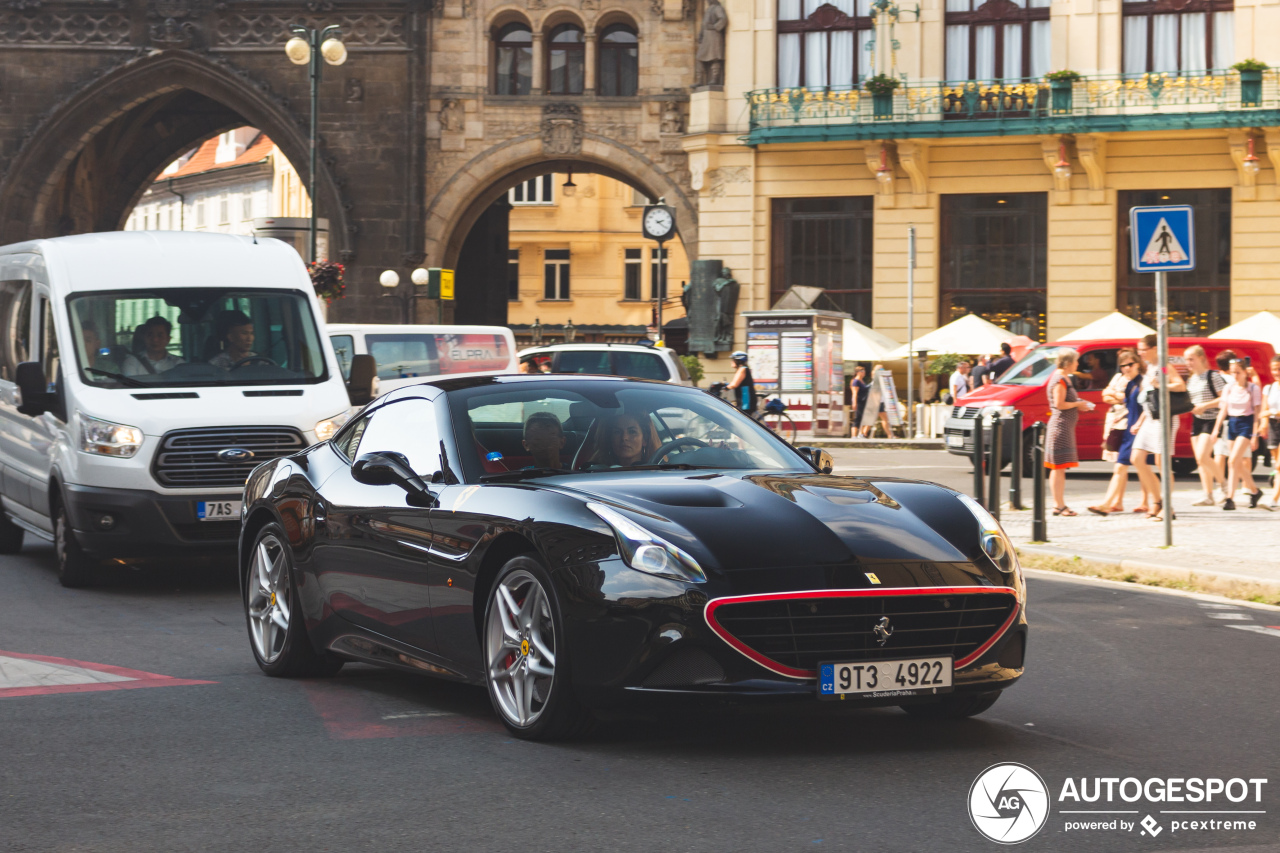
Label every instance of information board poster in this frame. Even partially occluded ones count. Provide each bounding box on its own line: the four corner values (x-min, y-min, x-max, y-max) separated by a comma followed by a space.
746, 331, 780, 391
781, 332, 813, 391
876, 367, 903, 427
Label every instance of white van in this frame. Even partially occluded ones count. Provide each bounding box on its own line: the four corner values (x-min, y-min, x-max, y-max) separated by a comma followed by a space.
327, 323, 518, 397
0, 232, 375, 586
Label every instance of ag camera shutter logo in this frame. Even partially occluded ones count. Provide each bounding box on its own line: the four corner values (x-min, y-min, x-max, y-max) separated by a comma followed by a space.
969, 763, 1050, 844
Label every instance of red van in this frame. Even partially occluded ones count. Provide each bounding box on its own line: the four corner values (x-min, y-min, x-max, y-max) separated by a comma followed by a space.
943, 337, 1276, 474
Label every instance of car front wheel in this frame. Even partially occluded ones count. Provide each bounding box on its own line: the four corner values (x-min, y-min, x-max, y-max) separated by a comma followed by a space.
483, 556, 592, 741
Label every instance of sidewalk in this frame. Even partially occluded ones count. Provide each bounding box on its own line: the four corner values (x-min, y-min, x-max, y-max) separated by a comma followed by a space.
998, 480, 1280, 586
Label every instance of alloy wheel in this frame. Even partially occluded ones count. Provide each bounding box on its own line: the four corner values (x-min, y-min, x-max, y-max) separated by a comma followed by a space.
246, 533, 292, 664
485, 569, 557, 728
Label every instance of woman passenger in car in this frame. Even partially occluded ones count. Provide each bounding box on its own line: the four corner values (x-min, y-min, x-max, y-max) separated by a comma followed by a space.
593, 411, 660, 468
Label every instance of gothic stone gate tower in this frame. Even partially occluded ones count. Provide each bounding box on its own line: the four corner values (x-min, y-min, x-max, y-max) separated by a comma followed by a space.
0, 0, 430, 322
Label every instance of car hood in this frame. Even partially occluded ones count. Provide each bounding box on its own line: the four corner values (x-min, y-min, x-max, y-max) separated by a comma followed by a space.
549, 471, 999, 592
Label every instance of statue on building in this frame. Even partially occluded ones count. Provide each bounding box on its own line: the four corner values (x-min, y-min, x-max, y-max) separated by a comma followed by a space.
439, 98, 464, 133
660, 101, 684, 135
713, 267, 738, 350
696, 0, 727, 86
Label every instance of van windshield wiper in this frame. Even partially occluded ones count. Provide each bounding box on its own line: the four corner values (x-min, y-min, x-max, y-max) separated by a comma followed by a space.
85, 368, 148, 388
478, 467, 580, 483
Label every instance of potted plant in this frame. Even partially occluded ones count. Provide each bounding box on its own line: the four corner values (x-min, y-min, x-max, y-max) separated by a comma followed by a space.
864, 74, 900, 119
679, 354, 704, 387
1045, 70, 1081, 114
1233, 59, 1267, 107
308, 261, 345, 319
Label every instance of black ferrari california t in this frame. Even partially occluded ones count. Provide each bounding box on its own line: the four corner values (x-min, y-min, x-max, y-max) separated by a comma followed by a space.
240, 375, 1026, 740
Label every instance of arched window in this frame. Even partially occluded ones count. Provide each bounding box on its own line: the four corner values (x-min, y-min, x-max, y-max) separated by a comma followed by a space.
1122, 0, 1233, 75
548, 24, 585, 95
494, 23, 532, 95
776, 0, 872, 90
945, 0, 1050, 82
599, 24, 638, 96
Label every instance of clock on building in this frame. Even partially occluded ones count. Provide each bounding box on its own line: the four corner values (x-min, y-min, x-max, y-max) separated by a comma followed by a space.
642, 200, 676, 243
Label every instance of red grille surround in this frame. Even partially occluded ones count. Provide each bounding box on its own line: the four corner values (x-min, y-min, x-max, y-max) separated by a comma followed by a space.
703, 586, 1021, 680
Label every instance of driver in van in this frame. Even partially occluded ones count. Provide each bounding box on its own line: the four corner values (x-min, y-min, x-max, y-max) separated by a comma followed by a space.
522, 412, 567, 469
208, 310, 257, 369
123, 316, 184, 376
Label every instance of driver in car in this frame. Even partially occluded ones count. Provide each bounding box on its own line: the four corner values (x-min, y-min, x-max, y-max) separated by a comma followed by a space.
593, 411, 660, 468
522, 412, 567, 469
208, 310, 258, 369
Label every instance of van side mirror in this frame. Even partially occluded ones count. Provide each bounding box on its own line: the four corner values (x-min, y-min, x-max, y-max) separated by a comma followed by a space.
346, 354, 377, 406
15, 361, 49, 416
352, 451, 435, 507
796, 446, 834, 474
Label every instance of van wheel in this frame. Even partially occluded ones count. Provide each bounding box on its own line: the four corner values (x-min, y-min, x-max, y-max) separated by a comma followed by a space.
0, 502, 23, 554
1171, 457, 1197, 478
54, 501, 94, 588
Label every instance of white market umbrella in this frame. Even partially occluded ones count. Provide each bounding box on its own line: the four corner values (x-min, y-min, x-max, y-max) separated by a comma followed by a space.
1209, 310, 1280, 344
1058, 311, 1155, 342
842, 318, 901, 362
887, 314, 1017, 359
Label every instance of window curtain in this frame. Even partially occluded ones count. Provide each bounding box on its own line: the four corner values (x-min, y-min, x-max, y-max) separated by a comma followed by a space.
858, 29, 873, 80
1124, 16, 1148, 74
1180, 13, 1206, 72
803, 0, 824, 14
1029, 19, 1051, 78
1151, 15, 1178, 73
833, 0, 855, 13
779, 33, 801, 87
1212, 11, 1234, 70
975, 25, 997, 81
778, 0, 802, 19
831, 30, 855, 88
946, 0, 969, 11
856, 0, 871, 14
805, 31, 828, 86
946, 25, 970, 80
1003, 23, 1023, 78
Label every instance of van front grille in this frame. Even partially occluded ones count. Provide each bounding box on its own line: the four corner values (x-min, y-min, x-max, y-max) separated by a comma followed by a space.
152, 427, 304, 488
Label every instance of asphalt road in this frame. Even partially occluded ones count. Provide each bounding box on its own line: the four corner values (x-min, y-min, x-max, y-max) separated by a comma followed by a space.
1, 535, 1277, 852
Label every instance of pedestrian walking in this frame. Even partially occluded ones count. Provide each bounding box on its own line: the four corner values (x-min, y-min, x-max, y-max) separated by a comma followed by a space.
971, 354, 991, 388
1263, 354, 1280, 508
1211, 356, 1266, 510
949, 359, 971, 403
1184, 345, 1227, 505
1045, 348, 1095, 516
850, 366, 869, 437
1089, 349, 1145, 515
1129, 333, 1186, 522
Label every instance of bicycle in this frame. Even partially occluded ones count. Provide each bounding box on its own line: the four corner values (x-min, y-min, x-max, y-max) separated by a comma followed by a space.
709, 383, 798, 443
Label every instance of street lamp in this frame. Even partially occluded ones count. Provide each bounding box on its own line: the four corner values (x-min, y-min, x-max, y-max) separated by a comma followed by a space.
531, 317, 543, 346
379, 268, 427, 323
286, 23, 347, 264
1243, 136, 1261, 175
564, 318, 576, 343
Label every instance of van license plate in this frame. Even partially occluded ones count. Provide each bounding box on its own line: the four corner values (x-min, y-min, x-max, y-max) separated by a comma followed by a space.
946, 435, 965, 447
197, 500, 242, 521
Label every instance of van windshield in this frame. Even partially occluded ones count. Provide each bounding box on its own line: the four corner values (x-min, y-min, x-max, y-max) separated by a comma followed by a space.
67, 289, 328, 388
993, 346, 1061, 386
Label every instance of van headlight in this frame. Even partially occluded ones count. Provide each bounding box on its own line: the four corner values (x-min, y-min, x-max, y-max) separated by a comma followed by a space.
314, 410, 350, 442
956, 493, 1020, 579
79, 414, 143, 458
587, 502, 706, 584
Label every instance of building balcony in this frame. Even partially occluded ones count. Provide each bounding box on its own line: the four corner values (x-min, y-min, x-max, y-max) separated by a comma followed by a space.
745, 71, 1280, 144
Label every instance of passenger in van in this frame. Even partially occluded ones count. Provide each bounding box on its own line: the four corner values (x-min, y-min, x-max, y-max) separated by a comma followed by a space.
522, 412, 567, 469
208, 310, 257, 369
78, 322, 118, 373
122, 316, 184, 376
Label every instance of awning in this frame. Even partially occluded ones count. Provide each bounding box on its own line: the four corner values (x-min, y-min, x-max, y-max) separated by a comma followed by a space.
887, 314, 1017, 359
1057, 311, 1155, 342
1209, 311, 1280, 345
842, 318, 901, 362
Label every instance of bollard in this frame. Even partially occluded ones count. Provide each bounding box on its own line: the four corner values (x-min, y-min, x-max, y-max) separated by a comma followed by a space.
972, 410, 986, 506
987, 415, 1003, 523
1008, 410, 1024, 510
1031, 420, 1047, 542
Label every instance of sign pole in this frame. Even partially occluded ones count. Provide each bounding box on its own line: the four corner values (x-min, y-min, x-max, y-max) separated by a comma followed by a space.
655, 238, 665, 345
1155, 269, 1173, 547
906, 226, 916, 439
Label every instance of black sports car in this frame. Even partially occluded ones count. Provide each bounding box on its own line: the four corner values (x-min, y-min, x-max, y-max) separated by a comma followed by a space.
240, 375, 1026, 740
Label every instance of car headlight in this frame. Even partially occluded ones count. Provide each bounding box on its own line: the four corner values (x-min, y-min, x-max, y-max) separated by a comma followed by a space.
314, 410, 351, 442
587, 502, 706, 584
984, 405, 1017, 419
79, 414, 143, 458
956, 493, 1020, 579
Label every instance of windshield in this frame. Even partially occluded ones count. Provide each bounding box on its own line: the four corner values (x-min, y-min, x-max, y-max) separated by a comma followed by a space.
67, 289, 327, 388
993, 346, 1061, 386
449, 380, 805, 482
365, 333, 511, 381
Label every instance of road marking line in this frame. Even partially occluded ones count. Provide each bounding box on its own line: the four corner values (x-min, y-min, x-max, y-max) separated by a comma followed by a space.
1227, 625, 1280, 639
1197, 603, 1242, 609
1207, 613, 1253, 620
0, 650, 214, 698
381, 710, 456, 720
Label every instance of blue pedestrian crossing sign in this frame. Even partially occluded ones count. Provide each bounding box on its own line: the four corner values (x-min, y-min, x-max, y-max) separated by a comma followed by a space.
1130, 205, 1195, 273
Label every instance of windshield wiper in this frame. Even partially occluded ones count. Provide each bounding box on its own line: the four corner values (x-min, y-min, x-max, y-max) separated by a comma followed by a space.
85, 368, 148, 388
478, 467, 579, 483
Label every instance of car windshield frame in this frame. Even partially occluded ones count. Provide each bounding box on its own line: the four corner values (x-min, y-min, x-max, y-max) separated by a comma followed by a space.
445, 378, 811, 484
992, 346, 1062, 387
66, 287, 330, 389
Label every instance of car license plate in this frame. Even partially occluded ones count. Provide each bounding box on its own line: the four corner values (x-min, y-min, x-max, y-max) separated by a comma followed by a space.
818, 656, 953, 700
946, 435, 965, 447
197, 500, 242, 521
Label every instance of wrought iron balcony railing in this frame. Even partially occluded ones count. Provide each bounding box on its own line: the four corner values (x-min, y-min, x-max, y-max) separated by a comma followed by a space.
746, 70, 1280, 143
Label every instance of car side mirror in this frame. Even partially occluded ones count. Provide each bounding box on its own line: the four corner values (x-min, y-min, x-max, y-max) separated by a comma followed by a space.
15, 361, 49, 417
352, 451, 436, 506
796, 446, 834, 474
346, 354, 377, 406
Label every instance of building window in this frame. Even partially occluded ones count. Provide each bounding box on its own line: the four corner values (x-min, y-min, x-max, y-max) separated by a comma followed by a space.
494, 23, 533, 95
631, 186, 652, 206
508, 249, 521, 302
777, 0, 872, 89
940, 193, 1047, 339
650, 247, 668, 300
599, 24, 638, 96
195, 200, 206, 228
242, 195, 253, 221
509, 175, 554, 205
544, 249, 570, 300
1117, 189, 1230, 334
944, 0, 1051, 81
547, 24, 585, 95
219, 195, 230, 224
1122, 1, 1233, 74
771, 197, 874, 326
624, 249, 642, 300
